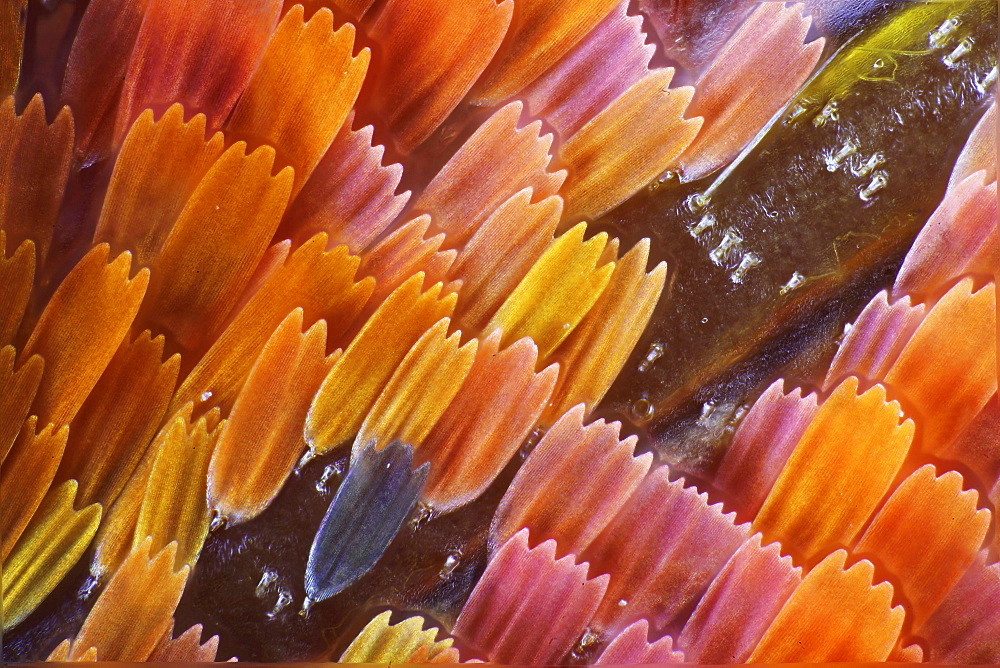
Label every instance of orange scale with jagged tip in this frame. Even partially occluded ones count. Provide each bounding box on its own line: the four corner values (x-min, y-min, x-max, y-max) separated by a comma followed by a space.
487, 222, 615, 360
114, 0, 282, 145
753, 377, 914, 560
133, 409, 222, 571
357, 215, 457, 313
355, 318, 477, 460
943, 397, 1000, 501
0, 232, 34, 347
169, 234, 372, 417
69, 537, 189, 662
854, 464, 991, 628
20, 244, 148, 428
0, 0, 22, 94
542, 237, 666, 423
417, 330, 558, 512
0, 94, 73, 266
338, 610, 456, 663
893, 172, 997, 302
149, 622, 220, 663
363, 0, 512, 154
138, 141, 294, 355
885, 278, 996, 454
2, 480, 101, 632
306, 273, 456, 456
678, 2, 824, 182
92, 105, 225, 270
0, 346, 42, 464
60, 0, 149, 159
208, 309, 338, 526
449, 189, 562, 334
411, 101, 565, 246
467, 0, 620, 107
0, 417, 69, 561
490, 404, 652, 558
748, 550, 905, 662
282, 115, 410, 255
559, 68, 702, 220
55, 330, 179, 510
949, 101, 997, 191
227, 6, 369, 198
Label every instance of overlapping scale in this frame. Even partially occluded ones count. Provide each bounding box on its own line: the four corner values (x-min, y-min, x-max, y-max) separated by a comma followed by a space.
487, 222, 614, 359
339, 610, 455, 663
92, 105, 225, 269
20, 245, 147, 427
306, 273, 455, 456
227, 6, 369, 196
208, 309, 337, 525
468, 0, 619, 106
0, 0, 22, 94
56, 330, 180, 509
543, 238, 666, 423
559, 69, 702, 220
449, 189, 562, 334
678, 533, 801, 663
679, 2, 824, 181
138, 142, 294, 354
490, 404, 651, 558
305, 441, 428, 603
0, 345, 42, 464
148, 622, 220, 663
355, 318, 477, 459
713, 379, 818, 518
582, 467, 750, 634
949, 102, 997, 190
637, 0, 756, 71
115, 0, 282, 143
894, 172, 998, 301
595, 620, 684, 664
453, 530, 608, 664
918, 550, 1000, 663
855, 465, 990, 626
519, 0, 654, 138
69, 538, 189, 662
283, 116, 409, 255
412, 101, 565, 246
170, 234, 372, 416
365, 0, 512, 154
753, 377, 914, 559
884, 278, 996, 453
748, 550, 904, 662
60, 0, 148, 158
0, 94, 73, 266
418, 331, 558, 512
823, 290, 926, 390
1, 480, 101, 631
0, 232, 34, 347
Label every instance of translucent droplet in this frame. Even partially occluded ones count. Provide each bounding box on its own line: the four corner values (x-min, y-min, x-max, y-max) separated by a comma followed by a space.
852, 152, 885, 178
315, 461, 344, 494
631, 396, 654, 421
688, 214, 716, 238
267, 590, 293, 619
825, 139, 859, 172
943, 37, 974, 68
730, 252, 762, 283
710, 228, 743, 265
439, 550, 462, 579
638, 342, 665, 372
812, 100, 839, 127
200, 391, 213, 402
928, 16, 961, 49
256, 571, 278, 599
976, 65, 997, 94
859, 171, 889, 202
779, 271, 806, 295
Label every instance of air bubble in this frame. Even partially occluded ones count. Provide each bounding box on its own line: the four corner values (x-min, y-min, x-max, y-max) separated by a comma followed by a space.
631, 396, 654, 421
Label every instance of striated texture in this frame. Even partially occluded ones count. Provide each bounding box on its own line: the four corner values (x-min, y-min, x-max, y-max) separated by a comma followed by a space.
92, 105, 225, 269
678, 533, 801, 663
149, 623, 219, 663
583, 467, 750, 633
0, 233, 34, 347
490, 404, 651, 558
21, 245, 147, 427
365, 0, 512, 154
453, 530, 608, 664
0, 345, 42, 464
560, 69, 702, 220
753, 378, 913, 559
283, 117, 409, 255
227, 6, 369, 196
713, 379, 818, 518
749, 550, 904, 662
595, 620, 684, 664
305, 441, 428, 603
949, 101, 997, 190
0, 94, 73, 265
339, 611, 454, 663
208, 310, 337, 525
855, 465, 991, 627
418, 331, 558, 512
